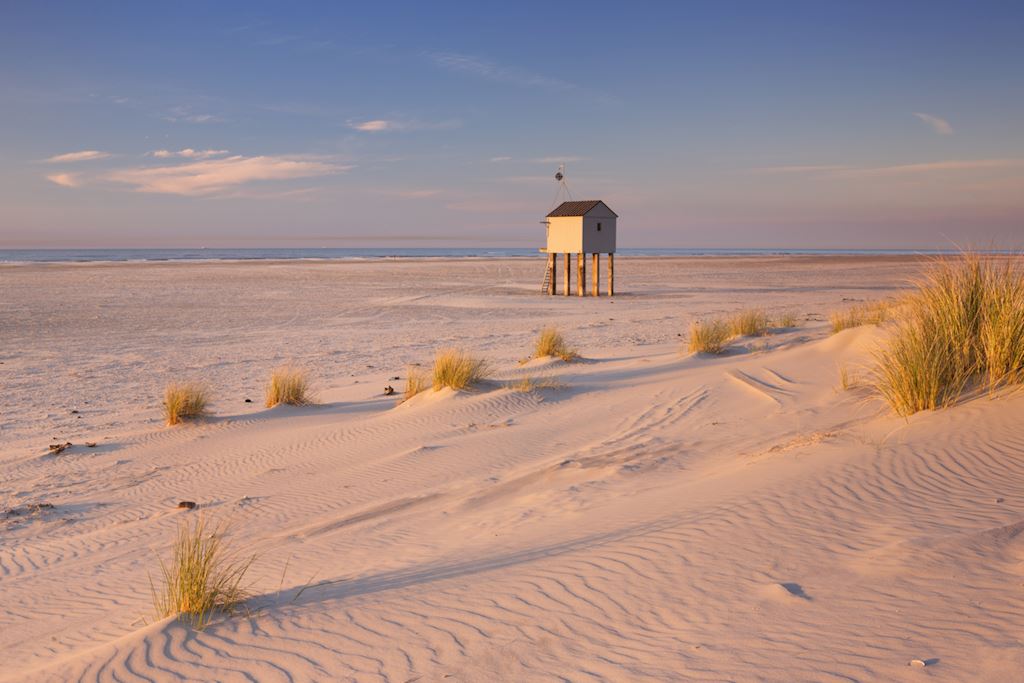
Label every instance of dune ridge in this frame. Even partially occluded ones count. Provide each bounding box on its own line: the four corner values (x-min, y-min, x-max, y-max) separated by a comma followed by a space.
2, 256, 1023, 681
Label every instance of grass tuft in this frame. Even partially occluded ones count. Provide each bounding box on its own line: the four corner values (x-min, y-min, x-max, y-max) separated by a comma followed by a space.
731, 309, 769, 337
151, 515, 253, 630
265, 366, 312, 407
838, 365, 859, 391
688, 319, 733, 355
163, 382, 209, 426
830, 301, 892, 334
403, 366, 428, 402
533, 327, 579, 361
432, 348, 489, 391
776, 311, 800, 328
506, 375, 565, 392
872, 254, 1024, 415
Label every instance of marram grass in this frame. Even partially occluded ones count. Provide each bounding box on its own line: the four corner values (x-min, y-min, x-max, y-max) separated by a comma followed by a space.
432, 348, 489, 391
688, 319, 733, 355
830, 300, 893, 334
266, 366, 312, 407
730, 309, 769, 337
151, 515, 253, 630
872, 254, 1024, 415
403, 366, 428, 402
776, 311, 800, 329
163, 382, 209, 426
533, 327, 579, 361
506, 375, 565, 393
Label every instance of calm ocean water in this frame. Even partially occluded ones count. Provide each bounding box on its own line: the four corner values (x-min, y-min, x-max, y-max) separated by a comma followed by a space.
0, 247, 972, 263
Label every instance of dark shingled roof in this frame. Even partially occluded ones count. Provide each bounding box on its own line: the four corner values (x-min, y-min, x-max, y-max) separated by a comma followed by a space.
546, 200, 617, 218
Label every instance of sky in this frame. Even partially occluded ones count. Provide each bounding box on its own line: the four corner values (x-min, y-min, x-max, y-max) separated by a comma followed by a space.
1, 0, 1023, 249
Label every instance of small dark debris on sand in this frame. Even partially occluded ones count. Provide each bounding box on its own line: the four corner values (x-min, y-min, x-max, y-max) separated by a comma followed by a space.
48, 442, 72, 455
390, 376, 400, 381
244, 398, 253, 403
70, 409, 79, 414
384, 385, 396, 396
4, 502, 55, 518
177, 501, 197, 510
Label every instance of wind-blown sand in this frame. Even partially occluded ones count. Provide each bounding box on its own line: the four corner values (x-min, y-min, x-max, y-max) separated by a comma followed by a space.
2, 256, 1023, 681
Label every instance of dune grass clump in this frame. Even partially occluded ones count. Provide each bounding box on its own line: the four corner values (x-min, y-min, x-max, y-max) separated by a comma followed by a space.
151, 516, 253, 630
265, 366, 312, 407
533, 327, 579, 361
872, 254, 1024, 415
980, 266, 1024, 389
403, 366, 428, 402
506, 375, 565, 393
731, 309, 769, 337
432, 348, 490, 391
776, 311, 800, 328
830, 301, 892, 334
163, 382, 209, 426
688, 319, 733, 355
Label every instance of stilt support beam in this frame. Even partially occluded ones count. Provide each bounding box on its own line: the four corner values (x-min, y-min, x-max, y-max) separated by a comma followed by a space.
608, 253, 615, 297
577, 253, 585, 296
592, 253, 599, 296
563, 253, 571, 296
547, 253, 556, 295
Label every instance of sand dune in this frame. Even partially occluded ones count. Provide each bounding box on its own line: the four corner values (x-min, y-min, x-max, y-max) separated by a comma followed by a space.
3, 256, 1023, 681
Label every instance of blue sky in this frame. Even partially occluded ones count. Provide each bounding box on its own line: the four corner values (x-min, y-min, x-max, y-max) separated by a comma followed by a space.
2, 1, 1022, 248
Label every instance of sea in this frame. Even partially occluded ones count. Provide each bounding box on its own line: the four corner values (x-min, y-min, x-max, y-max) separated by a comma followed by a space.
0, 247, 983, 264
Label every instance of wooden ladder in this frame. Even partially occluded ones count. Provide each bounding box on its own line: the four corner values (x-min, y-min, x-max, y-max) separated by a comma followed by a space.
540, 256, 554, 294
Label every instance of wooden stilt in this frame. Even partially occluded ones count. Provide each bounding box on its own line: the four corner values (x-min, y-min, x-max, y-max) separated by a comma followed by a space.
592, 253, 599, 296
546, 253, 555, 295
563, 253, 570, 296
577, 252, 585, 296
608, 253, 615, 297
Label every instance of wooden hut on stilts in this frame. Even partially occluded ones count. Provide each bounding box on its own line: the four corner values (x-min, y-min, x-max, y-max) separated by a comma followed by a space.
540, 199, 617, 296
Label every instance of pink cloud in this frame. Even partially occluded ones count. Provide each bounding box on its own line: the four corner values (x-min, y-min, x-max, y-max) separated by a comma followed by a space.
106, 155, 350, 196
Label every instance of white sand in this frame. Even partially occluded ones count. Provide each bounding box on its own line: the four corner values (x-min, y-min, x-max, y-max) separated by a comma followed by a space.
2, 256, 1023, 681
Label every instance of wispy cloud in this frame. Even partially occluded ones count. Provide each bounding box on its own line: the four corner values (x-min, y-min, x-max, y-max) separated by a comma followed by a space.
913, 112, 954, 135
376, 189, 442, 199
350, 119, 397, 132
749, 164, 852, 174
164, 106, 223, 124
489, 156, 513, 163
46, 172, 82, 187
347, 118, 460, 133
841, 158, 1024, 177
749, 159, 1024, 177
429, 52, 577, 91
105, 155, 349, 196
531, 156, 585, 164
45, 150, 111, 163
150, 148, 230, 159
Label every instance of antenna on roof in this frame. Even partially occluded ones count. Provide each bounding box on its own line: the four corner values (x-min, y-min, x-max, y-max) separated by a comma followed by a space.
550, 163, 573, 210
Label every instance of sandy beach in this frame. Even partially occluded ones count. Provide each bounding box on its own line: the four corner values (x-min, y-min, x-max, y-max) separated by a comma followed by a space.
3, 255, 1024, 681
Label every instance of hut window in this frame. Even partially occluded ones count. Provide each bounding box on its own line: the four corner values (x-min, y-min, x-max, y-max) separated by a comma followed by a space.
597, 222, 602, 231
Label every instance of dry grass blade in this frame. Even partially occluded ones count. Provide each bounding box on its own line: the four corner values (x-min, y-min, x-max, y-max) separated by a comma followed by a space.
730, 309, 769, 337
163, 382, 209, 426
829, 300, 892, 334
266, 366, 312, 407
533, 327, 579, 361
432, 348, 489, 391
506, 375, 565, 393
688, 319, 732, 355
403, 366, 428, 402
776, 311, 800, 328
979, 261, 1024, 390
871, 253, 1024, 415
151, 515, 254, 630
